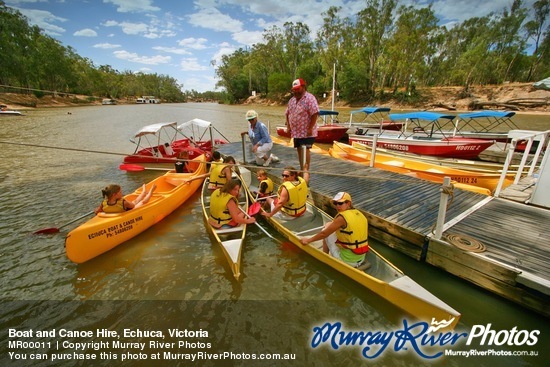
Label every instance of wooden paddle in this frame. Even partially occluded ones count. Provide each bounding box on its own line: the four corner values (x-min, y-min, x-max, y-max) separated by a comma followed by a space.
33, 211, 95, 234
238, 207, 279, 241
119, 164, 172, 172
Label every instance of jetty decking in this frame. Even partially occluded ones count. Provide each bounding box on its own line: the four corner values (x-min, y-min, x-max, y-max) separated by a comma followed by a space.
217, 141, 550, 317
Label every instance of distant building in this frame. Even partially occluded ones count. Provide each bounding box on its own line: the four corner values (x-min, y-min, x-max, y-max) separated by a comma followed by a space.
136, 96, 160, 104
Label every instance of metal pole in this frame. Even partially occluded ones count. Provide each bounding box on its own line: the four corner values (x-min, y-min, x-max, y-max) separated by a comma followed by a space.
331, 63, 336, 113
370, 134, 379, 168
434, 177, 452, 240
241, 134, 247, 164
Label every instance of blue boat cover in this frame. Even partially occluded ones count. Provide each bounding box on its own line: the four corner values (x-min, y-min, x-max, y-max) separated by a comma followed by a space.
458, 111, 516, 119
319, 110, 339, 116
350, 107, 391, 115
389, 112, 455, 121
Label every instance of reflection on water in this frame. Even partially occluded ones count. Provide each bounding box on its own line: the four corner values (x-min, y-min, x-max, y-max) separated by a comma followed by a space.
0, 104, 548, 366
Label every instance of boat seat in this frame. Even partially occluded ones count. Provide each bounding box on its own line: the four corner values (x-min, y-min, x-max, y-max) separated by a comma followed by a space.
164, 142, 174, 156
215, 224, 244, 234
384, 160, 405, 167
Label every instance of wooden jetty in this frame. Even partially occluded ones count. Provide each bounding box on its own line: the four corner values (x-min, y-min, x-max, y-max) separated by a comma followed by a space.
217, 141, 550, 317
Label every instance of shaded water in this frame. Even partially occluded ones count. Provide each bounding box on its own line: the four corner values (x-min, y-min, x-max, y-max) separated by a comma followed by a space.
0, 104, 548, 366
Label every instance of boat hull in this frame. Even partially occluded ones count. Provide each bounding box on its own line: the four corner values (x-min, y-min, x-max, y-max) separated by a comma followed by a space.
332, 142, 513, 192
276, 125, 348, 143
245, 185, 460, 327
200, 170, 249, 279
348, 133, 494, 159
65, 157, 207, 263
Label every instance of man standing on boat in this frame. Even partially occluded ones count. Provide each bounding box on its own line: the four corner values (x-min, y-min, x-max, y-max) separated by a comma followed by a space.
286, 78, 319, 170
241, 110, 278, 167
300, 192, 370, 270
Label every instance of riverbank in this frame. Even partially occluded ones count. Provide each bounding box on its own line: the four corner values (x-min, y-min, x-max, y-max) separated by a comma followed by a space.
1, 82, 549, 114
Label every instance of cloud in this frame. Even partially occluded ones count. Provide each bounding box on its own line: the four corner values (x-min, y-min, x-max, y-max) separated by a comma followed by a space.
211, 42, 237, 65
178, 37, 209, 50
93, 43, 122, 49
153, 46, 191, 55
73, 28, 98, 37
103, 0, 160, 13
232, 30, 263, 47
113, 50, 172, 65
14, 8, 66, 36
188, 7, 243, 33
179, 58, 209, 71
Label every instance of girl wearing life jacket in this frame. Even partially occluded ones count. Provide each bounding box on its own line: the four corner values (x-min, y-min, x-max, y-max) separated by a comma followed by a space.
95, 183, 156, 214
208, 179, 256, 229
255, 169, 274, 198
208, 156, 236, 190
262, 165, 310, 219
300, 192, 370, 270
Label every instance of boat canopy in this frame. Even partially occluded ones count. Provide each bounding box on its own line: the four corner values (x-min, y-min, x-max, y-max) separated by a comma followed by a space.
351, 107, 391, 115
132, 122, 177, 138
389, 112, 455, 121
319, 110, 339, 116
348, 107, 391, 126
177, 118, 230, 144
454, 110, 518, 134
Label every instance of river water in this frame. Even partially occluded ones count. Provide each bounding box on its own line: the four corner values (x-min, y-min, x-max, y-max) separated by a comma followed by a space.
0, 103, 548, 367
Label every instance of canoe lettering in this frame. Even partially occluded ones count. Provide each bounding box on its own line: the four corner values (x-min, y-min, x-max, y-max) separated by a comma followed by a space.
451, 177, 478, 184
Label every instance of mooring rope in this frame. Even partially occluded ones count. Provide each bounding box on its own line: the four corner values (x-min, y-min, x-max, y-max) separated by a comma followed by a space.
444, 233, 486, 253
0, 140, 422, 183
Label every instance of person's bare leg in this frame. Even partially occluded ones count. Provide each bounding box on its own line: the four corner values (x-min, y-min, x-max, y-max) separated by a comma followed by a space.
134, 184, 156, 208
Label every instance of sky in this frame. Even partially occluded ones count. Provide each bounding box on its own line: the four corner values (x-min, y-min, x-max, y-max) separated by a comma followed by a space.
5, 0, 539, 93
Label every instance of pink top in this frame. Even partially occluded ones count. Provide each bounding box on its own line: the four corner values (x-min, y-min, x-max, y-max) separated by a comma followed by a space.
285, 92, 319, 138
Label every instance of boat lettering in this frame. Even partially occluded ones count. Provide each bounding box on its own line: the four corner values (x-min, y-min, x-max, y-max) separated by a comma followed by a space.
381, 143, 409, 151
88, 229, 107, 239
114, 225, 132, 235
123, 219, 135, 226
451, 177, 477, 184
455, 145, 478, 151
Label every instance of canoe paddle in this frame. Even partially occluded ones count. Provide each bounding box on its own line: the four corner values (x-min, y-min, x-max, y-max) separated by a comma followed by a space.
119, 164, 172, 172
33, 211, 95, 235
238, 207, 280, 242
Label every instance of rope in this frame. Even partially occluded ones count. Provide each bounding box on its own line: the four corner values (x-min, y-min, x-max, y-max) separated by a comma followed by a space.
0, 139, 466, 187
444, 233, 486, 253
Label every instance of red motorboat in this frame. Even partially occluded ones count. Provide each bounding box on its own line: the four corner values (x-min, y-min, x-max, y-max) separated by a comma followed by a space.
123, 119, 228, 166
347, 112, 495, 159
276, 110, 348, 143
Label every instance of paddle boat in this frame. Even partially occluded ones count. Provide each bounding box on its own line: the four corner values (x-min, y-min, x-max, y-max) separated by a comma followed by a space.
0, 104, 23, 116
201, 169, 251, 280
65, 155, 207, 263
351, 141, 517, 173
123, 118, 228, 166
276, 110, 348, 143
244, 183, 461, 328
330, 142, 491, 195
348, 112, 495, 159
331, 141, 513, 192
348, 106, 402, 132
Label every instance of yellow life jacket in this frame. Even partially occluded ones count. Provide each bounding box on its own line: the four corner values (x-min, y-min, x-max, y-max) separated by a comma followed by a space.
279, 177, 307, 216
209, 189, 235, 225
102, 199, 126, 213
335, 209, 369, 254
208, 163, 229, 187
259, 178, 274, 196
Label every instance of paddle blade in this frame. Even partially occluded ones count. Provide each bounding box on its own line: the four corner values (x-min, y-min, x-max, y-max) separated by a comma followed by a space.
248, 202, 261, 216
33, 227, 60, 235
119, 164, 145, 172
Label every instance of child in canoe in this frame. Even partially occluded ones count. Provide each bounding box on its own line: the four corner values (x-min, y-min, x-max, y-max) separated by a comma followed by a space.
95, 184, 156, 214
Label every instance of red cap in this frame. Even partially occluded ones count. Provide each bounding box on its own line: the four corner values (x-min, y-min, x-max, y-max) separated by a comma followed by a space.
291, 78, 306, 90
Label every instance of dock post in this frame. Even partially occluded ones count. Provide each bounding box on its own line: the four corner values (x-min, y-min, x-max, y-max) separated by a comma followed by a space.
241, 134, 247, 163
370, 134, 379, 168
434, 177, 452, 240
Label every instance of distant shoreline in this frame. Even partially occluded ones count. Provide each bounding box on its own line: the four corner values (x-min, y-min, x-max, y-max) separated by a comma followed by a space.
1, 82, 549, 116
